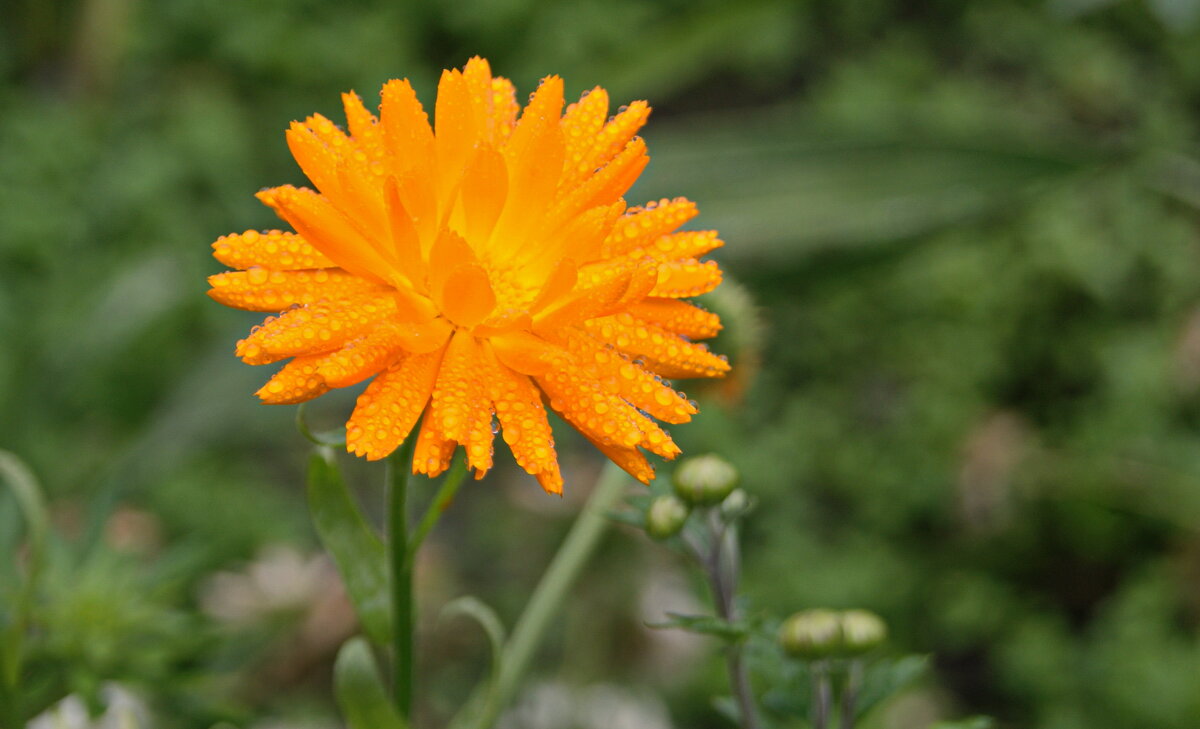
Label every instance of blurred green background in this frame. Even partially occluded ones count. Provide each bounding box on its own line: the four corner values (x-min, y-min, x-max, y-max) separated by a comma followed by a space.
4, 0, 1200, 727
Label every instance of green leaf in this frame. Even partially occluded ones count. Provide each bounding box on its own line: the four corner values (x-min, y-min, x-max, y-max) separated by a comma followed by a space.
0, 449, 49, 692
0, 450, 48, 564
307, 450, 391, 647
646, 612, 752, 642
296, 402, 347, 447
440, 596, 507, 727
334, 637, 408, 729
854, 654, 931, 719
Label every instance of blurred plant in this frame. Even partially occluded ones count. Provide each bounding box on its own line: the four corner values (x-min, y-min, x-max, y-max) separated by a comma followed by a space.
627, 453, 993, 728
0, 451, 194, 726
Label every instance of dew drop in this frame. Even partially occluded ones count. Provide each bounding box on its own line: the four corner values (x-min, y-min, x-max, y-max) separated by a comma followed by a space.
247, 267, 269, 285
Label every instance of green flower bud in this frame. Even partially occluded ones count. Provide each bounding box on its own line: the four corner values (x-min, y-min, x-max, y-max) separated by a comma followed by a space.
673, 454, 738, 506
645, 495, 690, 539
839, 609, 887, 654
779, 609, 842, 659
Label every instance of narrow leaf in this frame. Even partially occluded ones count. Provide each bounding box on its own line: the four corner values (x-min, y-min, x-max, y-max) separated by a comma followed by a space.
0, 450, 48, 559
307, 450, 391, 646
0, 449, 49, 689
334, 637, 408, 729
440, 596, 507, 726
646, 611, 751, 642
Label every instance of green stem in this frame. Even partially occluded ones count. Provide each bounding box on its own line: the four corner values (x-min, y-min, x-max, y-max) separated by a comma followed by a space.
387, 437, 418, 719
451, 461, 631, 729
407, 455, 468, 566
813, 660, 833, 729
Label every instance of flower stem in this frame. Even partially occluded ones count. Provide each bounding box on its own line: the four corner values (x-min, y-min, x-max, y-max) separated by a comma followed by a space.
387, 437, 418, 719
703, 513, 761, 729
840, 660, 864, 729
812, 660, 833, 729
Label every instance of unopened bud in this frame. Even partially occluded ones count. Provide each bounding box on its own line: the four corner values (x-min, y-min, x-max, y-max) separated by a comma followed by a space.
645, 495, 690, 539
839, 609, 886, 654
779, 609, 842, 659
673, 454, 738, 506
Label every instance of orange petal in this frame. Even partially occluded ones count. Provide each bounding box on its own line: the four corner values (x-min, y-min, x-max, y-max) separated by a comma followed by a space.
586, 101, 651, 176
627, 299, 722, 340
315, 322, 413, 388
604, 198, 698, 258
285, 121, 341, 202
342, 91, 383, 156
560, 87, 609, 189
483, 344, 561, 492
439, 265, 496, 329
651, 259, 723, 298
211, 230, 334, 271
585, 436, 655, 485
235, 294, 398, 365
346, 348, 444, 460
384, 176, 427, 291
435, 69, 480, 207
523, 203, 617, 280
642, 229, 723, 263
545, 138, 646, 230
536, 353, 644, 450
462, 57, 496, 140
490, 330, 561, 376
532, 268, 639, 335
380, 79, 437, 228
563, 331, 696, 424
207, 268, 386, 312
491, 77, 565, 248
490, 77, 519, 138
584, 315, 730, 379
256, 355, 330, 404
256, 186, 393, 285
528, 259, 579, 314
413, 409, 457, 477
630, 409, 680, 460
461, 147, 508, 246
425, 331, 488, 444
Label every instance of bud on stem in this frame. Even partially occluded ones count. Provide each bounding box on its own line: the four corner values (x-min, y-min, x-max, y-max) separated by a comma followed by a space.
673, 454, 738, 506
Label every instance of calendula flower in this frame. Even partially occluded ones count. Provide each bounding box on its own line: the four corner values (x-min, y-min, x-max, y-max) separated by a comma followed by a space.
208, 58, 728, 494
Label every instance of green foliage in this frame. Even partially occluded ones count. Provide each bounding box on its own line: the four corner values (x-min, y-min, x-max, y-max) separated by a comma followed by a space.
334, 638, 409, 729
2, 0, 1200, 727
307, 450, 391, 647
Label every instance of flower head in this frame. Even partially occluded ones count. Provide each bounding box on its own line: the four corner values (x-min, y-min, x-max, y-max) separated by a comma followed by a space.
208, 58, 729, 493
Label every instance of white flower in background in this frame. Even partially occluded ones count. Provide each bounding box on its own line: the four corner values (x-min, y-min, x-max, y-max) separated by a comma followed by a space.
199, 545, 337, 624
26, 683, 147, 729
498, 681, 673, 729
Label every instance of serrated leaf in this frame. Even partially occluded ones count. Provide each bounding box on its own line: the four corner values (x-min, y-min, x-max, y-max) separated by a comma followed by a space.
307, 450, 391, 647
334, 637, 408, 729
647, 612, 751, 641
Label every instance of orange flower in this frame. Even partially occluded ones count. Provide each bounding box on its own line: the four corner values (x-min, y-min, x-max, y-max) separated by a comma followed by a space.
208, 58, 729, 494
